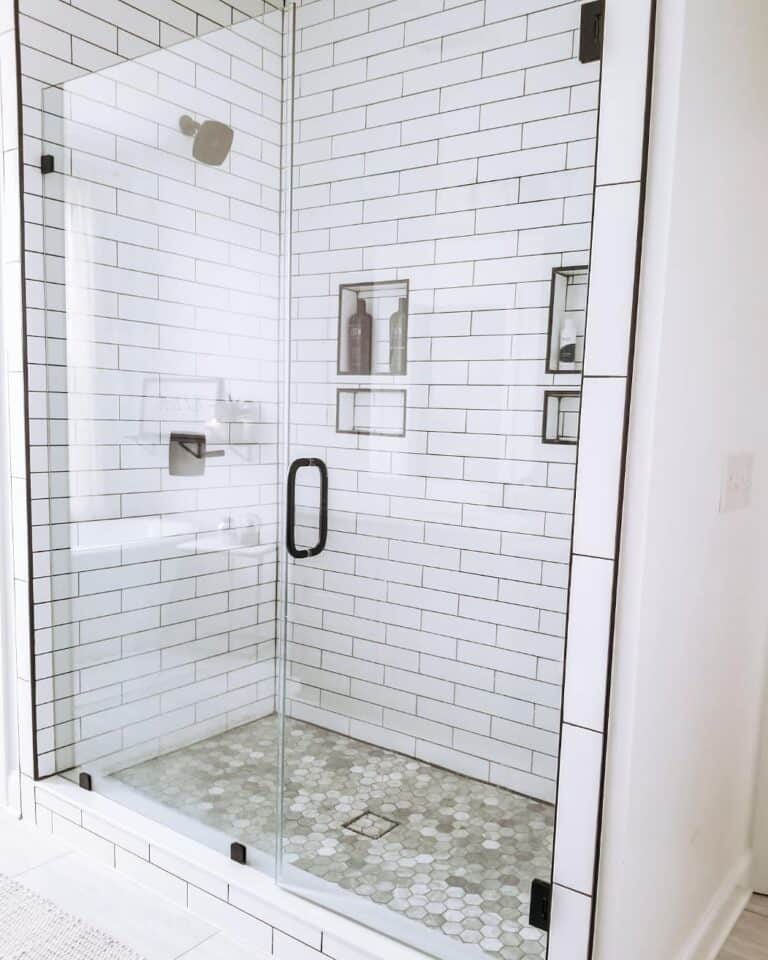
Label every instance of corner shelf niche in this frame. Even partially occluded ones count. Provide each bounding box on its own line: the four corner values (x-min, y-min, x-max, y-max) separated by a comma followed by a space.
546, 265, 589, 374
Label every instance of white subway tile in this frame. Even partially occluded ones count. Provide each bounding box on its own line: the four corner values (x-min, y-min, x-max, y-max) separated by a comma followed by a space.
369, 0, 441, 30
404, 54, 482, 96
416, 740, 488, 781
563, 555, 613, 733
595, 0, 652, 185
188, 887, 272, 953
548, 886, 592, 960
334, 74, 403, 111
404, 3, 483, 46
572, 377, 626, 559
444, 16, 526, 61
553, 724, 603, 894
583, 182, 640, 376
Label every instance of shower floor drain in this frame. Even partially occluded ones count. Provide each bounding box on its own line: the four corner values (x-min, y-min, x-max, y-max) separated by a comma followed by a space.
343, 810, 399, 839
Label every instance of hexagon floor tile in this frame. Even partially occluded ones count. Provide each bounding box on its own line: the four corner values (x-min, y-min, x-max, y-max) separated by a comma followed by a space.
113, 716, 553, 960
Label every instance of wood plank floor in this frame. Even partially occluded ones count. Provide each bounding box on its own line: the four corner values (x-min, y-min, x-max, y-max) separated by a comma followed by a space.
719, 896, 768, 959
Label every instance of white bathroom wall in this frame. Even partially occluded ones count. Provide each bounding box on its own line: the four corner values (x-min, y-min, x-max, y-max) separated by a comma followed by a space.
284, 0, 600, 801
595, 1, 768, 958
21, 3, 285, 775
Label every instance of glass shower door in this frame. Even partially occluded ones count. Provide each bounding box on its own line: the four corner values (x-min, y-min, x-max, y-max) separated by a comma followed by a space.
276, 1, 600, 957
278, 282, 563, 959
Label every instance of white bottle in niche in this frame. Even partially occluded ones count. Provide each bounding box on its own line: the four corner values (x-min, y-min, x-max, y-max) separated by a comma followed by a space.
558, 315, 578, 369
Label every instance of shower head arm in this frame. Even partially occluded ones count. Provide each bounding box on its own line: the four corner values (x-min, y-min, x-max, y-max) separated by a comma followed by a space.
179, 115, 200, 137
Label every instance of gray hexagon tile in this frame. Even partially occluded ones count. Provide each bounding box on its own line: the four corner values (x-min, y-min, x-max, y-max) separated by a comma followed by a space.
113, 717, 553, 960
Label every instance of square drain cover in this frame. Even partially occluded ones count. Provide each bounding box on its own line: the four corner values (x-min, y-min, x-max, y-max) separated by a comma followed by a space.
343, 810, 399, 839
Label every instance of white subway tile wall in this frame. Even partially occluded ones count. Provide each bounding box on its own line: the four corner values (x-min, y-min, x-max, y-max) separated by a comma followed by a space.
23, 1, 285, 775
285, 0, 599, 801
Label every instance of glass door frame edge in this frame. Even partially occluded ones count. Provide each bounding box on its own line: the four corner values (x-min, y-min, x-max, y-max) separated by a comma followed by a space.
275, 0, 298, 884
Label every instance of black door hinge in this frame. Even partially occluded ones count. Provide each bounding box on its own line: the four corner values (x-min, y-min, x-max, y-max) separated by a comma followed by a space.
78, 772, 92, 791
579, 0, 605, 63
530, 879, 552, 932
41, 155, 55, 175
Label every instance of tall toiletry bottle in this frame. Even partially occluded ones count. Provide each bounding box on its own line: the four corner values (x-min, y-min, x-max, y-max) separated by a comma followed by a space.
347, 297, 372, 375
389, 297, 408, 375
558, 315, 577, 369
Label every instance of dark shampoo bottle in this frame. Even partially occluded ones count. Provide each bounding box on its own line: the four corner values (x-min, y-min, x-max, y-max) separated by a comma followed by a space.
389, 297, 408, 375
347, 297, 372, 374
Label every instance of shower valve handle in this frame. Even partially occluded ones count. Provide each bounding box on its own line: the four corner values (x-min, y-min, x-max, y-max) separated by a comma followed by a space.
170, 432, 225, 461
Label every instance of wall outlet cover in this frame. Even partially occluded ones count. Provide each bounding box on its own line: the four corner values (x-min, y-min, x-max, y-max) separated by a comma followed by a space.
720, 452, 755, 513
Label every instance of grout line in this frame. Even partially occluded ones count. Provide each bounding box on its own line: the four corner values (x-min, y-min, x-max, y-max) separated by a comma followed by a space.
172, 930, 220, 959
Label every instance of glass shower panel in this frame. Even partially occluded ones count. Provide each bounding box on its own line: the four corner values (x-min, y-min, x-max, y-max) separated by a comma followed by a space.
277, 2, 600, 959
34, 0, 605, 954
38, 5, 285, 864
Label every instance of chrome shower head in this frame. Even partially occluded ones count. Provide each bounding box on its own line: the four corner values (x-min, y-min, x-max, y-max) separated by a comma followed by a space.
179, 115, 234, 166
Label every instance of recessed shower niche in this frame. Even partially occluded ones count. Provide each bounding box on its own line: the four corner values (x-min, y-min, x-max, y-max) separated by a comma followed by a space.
546, 266, 589, 373
336, 388, 407, 437
543, 390, 582, 445
337, 280, 409, 376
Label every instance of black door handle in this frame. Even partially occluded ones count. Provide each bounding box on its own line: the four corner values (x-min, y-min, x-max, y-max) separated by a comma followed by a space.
287, 458, 328, 559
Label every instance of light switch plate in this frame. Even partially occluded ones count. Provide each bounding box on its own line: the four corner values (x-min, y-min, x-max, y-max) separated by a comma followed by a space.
720, 452, 755, 513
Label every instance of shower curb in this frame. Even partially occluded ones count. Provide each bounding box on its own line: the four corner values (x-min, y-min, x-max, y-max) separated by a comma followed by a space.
28, 775, 438, 960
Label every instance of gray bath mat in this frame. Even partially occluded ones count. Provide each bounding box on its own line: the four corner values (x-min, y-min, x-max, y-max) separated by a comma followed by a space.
0, 874, 145, 960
